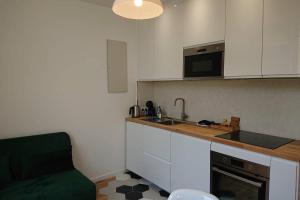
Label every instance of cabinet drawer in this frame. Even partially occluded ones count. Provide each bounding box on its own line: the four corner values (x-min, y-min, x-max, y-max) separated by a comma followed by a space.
143, 152, 171, 192
211, 142, 271, 166
143, 125, 171, 161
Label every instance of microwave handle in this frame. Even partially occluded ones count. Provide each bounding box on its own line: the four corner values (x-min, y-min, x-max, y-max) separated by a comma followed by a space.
197, 49, 207, 53
212, 167, 263, 188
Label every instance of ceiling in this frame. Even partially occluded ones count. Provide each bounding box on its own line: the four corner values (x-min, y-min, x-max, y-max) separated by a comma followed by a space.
81, 0, 170, 8
81, 0, 114, 7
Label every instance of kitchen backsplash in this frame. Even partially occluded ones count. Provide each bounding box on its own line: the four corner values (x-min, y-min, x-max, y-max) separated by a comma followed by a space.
137, 79, 300, 139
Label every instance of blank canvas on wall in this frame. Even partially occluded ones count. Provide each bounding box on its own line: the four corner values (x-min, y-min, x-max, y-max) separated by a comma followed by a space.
107, 39, 128, 93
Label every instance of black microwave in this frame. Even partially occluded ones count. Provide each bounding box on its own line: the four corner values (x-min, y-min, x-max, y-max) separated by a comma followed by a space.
183, 43, 225, 78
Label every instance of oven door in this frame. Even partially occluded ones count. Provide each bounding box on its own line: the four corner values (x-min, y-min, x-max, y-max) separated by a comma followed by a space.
212, 167, 267, 200
184, 52, 223, 78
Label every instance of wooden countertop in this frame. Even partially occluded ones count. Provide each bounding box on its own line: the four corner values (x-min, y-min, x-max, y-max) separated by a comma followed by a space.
127, 117, 300, 163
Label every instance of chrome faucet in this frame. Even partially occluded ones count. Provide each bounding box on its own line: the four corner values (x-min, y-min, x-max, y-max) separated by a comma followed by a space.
174, 98, 188, 121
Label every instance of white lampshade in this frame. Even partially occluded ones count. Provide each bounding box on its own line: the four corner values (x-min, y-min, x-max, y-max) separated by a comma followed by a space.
112, 0, 164, 20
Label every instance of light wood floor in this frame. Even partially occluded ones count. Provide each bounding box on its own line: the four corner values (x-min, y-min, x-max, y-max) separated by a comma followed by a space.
96, 176, 116, 200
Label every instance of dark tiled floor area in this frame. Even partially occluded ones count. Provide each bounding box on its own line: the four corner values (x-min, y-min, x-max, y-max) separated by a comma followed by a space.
99, 172, 169, 200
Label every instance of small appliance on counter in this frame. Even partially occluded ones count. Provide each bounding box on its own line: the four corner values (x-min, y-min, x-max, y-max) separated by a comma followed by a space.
129, 105, 140, 118
156, 105, 162, 119
146, 101, 156, 116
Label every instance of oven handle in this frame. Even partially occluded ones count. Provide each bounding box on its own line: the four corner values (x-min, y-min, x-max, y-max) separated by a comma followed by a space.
212, 167, 263, 188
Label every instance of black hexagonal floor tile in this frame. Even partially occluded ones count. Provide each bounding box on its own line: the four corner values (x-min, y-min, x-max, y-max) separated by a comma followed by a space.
159, 190, 170, 197
125, 191, 143, 200
132, 184, 149, 193
126, 171, 142, 180
116, 185, 133, 194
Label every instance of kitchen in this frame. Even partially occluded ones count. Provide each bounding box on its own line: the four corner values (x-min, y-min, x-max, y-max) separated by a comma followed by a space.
0, 0, 299, 200
127, 0, 300, 200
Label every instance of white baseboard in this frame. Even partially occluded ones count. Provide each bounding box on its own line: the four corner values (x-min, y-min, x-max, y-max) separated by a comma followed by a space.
90, 169, 127, 183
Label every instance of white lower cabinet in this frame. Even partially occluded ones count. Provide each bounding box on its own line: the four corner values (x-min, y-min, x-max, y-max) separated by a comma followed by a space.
126, 122, 171, 192
126, 122, 211, 193
126, 122, 144, 176
142, 125, 171, 192
143, 152, 171, 192
171, 133, 211, 193
143, 125, 171, 161
126, 122, 299, 199
269, 157, 299, 200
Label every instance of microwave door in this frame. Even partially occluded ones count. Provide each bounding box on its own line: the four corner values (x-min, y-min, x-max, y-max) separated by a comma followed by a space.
184, 52, 223, 78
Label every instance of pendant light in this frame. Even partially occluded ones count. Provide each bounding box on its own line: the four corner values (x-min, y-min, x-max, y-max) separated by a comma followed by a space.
112, 0, 164, 20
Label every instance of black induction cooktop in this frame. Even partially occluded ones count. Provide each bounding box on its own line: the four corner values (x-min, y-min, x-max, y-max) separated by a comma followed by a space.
216, 131, 294, 149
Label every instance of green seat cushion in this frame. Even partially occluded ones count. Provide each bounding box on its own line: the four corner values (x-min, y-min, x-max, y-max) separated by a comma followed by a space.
21, 150, 74, 179
0, 132, 73, 180
0, 170, 96, 200
0, 155, 12, 189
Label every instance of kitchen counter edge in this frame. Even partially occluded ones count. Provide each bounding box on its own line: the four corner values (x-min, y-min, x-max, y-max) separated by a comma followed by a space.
126, 117, 300, 163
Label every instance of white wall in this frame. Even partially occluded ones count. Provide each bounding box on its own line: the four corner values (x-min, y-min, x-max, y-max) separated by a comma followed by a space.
0, 0, 138, 181
138, 79, 300, 139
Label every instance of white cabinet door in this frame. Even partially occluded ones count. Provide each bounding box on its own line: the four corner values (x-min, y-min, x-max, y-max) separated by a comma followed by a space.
137, 19, 156, 80
171, 133, 211, 193
262, 0, 300, 77
154, 0, 184, 80
224, 0, 263, 78
143, 125, 171, 161
183, 0, 225, 47
143, 152, 171, 192
126, 122, 144, 176
269, 157, 299, 200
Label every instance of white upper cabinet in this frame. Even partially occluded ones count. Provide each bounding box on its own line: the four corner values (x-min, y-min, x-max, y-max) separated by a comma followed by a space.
137, 1, 184, 81
262, 0, 300, 77
137, 19, 156, 80
137, 0, 226, 81
224, 0, 263, 78
183, 0, 225, 47
154, 0, 184, 80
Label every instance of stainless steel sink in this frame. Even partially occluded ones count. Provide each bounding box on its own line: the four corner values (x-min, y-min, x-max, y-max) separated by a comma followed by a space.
142, 117, 182, 125
160, 119, 182, 125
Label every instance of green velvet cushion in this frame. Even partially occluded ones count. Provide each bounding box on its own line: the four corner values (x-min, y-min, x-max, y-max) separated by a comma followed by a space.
21, 150, 74, 179
0, 132, 73, 180
0, 169, 96, 200
0, 155, 12, 189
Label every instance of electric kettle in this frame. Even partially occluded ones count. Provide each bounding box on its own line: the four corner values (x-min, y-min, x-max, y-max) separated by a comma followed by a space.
129, 105, 141, 118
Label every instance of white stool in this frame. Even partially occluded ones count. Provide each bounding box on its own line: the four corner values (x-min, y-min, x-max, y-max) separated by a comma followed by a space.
168, 189, 219, 200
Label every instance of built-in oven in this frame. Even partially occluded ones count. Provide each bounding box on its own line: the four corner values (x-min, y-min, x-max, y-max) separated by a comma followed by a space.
183, 42, 224, 79
211, 152, 270, 200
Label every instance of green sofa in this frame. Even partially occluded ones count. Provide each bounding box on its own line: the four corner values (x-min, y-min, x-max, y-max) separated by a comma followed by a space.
0, 132, 96, 200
